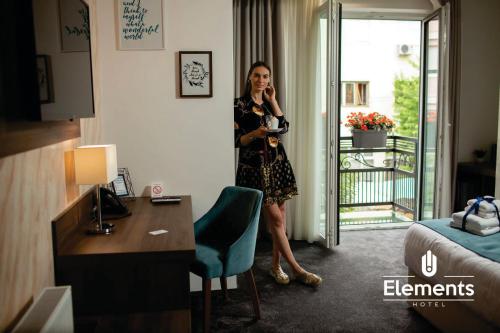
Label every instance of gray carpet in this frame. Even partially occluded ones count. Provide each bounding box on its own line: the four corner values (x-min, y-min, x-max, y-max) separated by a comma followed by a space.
191, 228, 440, 333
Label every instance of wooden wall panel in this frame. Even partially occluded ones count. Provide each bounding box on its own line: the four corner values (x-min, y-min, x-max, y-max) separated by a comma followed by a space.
0, 120, 81, 159
0, 139, 79, 329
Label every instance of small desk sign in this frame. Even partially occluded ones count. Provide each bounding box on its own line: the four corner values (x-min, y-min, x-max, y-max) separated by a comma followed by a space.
151, 182, 164, 198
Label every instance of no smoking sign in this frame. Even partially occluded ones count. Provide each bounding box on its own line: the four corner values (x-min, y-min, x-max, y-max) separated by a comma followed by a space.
151, 182, 164, 198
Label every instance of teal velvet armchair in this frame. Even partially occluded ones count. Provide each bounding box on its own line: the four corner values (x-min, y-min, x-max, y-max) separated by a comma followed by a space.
191, 186, 263, 332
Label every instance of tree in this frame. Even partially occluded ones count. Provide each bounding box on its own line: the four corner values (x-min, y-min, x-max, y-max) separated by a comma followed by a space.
393, 74, 420, 138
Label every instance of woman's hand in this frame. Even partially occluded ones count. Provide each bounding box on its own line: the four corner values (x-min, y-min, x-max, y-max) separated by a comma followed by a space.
252, 126, 268, 138
240, 126, 267, 146
263, 85, 276, 102
265, 86, 284, 116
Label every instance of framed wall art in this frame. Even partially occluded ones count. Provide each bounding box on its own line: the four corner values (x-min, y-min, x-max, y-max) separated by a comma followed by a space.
58, 0, 90, 52
179, 51, 213, 98
116, 0, 164, 50
36, 55, 54, 104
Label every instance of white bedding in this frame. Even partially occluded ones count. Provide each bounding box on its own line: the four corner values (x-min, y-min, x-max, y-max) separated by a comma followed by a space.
404, 223, 500, 327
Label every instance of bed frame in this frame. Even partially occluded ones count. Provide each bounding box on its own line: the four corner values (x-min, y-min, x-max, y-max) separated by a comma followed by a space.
407, 269, 499, 333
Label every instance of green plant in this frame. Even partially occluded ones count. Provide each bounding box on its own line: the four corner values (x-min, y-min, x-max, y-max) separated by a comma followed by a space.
393, 75, 419, 138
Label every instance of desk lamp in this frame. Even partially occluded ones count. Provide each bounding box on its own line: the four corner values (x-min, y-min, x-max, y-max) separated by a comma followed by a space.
74, 144, 118, 234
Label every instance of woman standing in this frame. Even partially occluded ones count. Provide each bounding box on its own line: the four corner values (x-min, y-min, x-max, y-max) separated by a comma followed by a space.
234, 61, 322, 287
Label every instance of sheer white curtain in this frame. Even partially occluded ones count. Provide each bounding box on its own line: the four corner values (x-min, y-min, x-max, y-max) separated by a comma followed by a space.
280, 0, 323, 242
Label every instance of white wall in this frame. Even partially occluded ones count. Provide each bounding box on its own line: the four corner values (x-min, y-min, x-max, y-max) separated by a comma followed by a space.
97, 0, 234, 219
457, 0, 500, 162
96, 0, 235, 290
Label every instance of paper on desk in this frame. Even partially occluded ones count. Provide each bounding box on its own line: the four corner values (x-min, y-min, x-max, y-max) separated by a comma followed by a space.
149, 229, 168, 236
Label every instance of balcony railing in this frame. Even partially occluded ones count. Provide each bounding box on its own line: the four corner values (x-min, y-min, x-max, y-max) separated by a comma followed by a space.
339, 135, 418, 226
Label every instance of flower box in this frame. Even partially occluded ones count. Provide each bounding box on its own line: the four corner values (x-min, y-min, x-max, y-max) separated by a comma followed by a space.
352, 129, 387, 148
344, 111, 394, 148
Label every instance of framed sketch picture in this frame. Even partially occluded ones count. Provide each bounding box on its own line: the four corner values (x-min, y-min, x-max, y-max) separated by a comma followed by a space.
116, 0, 164, 50
179, 51, 213, 98
36, 55, 54, 104
58, 0, 90, 52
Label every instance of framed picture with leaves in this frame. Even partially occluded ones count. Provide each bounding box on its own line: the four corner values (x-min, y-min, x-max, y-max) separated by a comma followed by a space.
179, 51, 212, 98
58, 0, 90, 52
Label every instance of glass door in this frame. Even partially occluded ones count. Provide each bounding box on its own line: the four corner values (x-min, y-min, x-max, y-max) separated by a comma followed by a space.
419, 9, 443, 220
318, 4, 329, 244
318, 0, 341, 248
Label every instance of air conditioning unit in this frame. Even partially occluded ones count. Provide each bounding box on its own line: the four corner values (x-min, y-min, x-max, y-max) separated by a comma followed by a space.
397, 44, 412, 56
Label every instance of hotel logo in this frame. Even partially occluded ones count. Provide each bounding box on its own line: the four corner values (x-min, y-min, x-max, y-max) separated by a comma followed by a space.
383, 249, 475, 308
421, 250, 437, 277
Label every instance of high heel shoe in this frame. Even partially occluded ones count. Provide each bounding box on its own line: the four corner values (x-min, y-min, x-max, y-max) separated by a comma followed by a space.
295, 270, 322, 287
269, 266, 290, 285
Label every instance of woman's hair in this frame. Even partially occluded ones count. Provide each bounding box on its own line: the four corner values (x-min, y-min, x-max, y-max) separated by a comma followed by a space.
243, 61, 272, 97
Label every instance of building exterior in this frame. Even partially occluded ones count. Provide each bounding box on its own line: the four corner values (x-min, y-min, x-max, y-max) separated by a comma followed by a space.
340, 19, 421, 137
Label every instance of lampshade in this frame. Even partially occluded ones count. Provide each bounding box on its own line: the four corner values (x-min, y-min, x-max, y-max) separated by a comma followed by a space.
74, 145, 118, 185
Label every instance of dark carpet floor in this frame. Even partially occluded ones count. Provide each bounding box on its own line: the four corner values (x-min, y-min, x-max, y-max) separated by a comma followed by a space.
190, 229, 440, 333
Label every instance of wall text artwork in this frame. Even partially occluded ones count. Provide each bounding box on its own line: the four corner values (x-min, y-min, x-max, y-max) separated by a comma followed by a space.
117, 0, 164, 50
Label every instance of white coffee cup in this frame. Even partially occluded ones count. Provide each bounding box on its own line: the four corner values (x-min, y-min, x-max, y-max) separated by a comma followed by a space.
270, 117, 279, 129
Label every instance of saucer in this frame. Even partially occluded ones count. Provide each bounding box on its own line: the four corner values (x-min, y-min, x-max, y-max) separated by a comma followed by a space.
267, 128, 282, 133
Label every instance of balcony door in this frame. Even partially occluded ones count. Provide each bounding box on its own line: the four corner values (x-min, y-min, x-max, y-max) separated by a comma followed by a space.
419, 7, 447, 219
318, 0, 341, 248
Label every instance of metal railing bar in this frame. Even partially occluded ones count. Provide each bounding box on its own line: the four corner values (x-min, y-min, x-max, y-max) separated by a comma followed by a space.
339, 135, 417, 142
339, 202, 393, 208
394, 169, 415, 177
339, 149, 392, 154
394, 202, 414, 213
338, 135, 418, 225
340, 168, 395, 173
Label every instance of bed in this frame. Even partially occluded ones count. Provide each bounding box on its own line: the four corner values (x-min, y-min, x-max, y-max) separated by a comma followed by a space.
404, 219, 500, 332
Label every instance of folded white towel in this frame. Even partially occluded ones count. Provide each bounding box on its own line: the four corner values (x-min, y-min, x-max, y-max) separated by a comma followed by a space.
452, 211, 499, 228
466, 197, 500, 212
451, 211, 500, 236
464, 205, 497, 219
450, 221, 500, 236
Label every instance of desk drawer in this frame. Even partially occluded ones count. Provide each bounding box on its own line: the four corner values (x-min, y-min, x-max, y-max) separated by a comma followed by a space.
56, 259, 191, 315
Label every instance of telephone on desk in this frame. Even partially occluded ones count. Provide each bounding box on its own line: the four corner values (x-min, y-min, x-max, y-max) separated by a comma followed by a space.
100, 187, 131, 220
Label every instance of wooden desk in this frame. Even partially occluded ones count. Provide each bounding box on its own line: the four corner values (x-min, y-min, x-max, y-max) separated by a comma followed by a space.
52, 192, 195, 332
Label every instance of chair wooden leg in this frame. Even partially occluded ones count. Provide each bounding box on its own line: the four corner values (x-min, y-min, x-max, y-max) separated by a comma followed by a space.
244, 269, 261, 320
202, 279, 211, 333
220, 277, 229, 301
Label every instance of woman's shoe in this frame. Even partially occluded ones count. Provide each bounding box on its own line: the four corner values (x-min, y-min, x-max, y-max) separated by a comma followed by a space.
269, 266, 290, 285
295, 271, 322, 287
